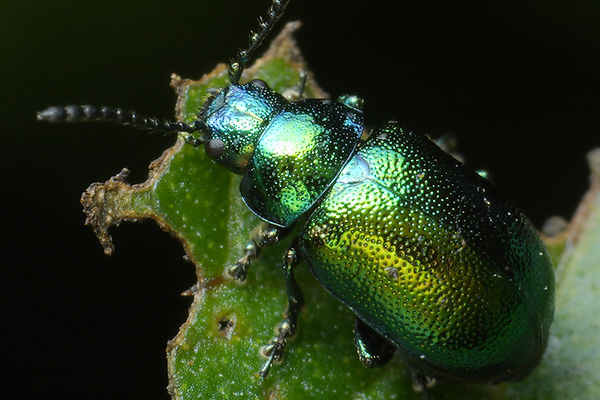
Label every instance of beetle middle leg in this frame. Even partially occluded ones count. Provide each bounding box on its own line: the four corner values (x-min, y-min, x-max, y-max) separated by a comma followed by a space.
353, 318, 396, 368
227, 222, 281, 282
259, 246, 304, 377
354, 319, 435, 400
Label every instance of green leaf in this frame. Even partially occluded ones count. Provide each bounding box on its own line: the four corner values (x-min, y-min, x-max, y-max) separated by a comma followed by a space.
81, 22, 600, 400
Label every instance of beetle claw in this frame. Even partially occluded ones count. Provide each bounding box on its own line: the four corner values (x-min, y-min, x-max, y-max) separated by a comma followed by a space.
411, 372, 435, 400
259, 337, 286, 378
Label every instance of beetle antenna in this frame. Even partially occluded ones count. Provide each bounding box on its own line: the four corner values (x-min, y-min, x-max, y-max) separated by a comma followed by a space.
228, 0, 291, 84
37, 105, 206, 146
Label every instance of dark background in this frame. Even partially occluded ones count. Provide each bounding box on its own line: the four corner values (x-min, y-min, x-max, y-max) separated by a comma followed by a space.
3, 0, 599, 398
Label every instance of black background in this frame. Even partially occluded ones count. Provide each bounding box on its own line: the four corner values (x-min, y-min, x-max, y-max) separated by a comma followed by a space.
3, 0, 599, 398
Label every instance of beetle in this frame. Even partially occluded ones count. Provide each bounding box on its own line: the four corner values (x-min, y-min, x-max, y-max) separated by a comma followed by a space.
37, 0, 554, 397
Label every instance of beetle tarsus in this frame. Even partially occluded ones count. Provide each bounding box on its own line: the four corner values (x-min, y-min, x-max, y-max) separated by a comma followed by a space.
227, 224, 281, 282
412, 372, 435, 400
258, 247, 303, 377
259, 337, 285, 378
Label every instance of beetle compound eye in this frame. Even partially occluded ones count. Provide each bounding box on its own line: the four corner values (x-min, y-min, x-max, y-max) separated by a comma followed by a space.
205, 138, 225, 159
250, 79, 268, 89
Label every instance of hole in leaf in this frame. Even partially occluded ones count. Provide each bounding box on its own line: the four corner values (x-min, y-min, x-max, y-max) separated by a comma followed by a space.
217, 315, 236, 340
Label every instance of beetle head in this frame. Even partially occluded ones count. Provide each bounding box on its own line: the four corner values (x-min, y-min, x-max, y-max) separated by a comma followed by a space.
199, 79, 286, 174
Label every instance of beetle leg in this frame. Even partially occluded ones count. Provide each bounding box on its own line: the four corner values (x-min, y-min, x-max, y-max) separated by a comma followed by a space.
434, 133, 464, 164
353, 318, 396, 368
282, 70, 307, 100
226, 223, 281, 282
411, 371, 436, 400
259, 246, 304, 378
295, 70, 308, 98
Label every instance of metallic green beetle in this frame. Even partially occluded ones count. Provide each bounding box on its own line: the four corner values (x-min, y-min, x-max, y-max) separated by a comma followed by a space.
37, 0, 554, 394
300, 123, 554, 383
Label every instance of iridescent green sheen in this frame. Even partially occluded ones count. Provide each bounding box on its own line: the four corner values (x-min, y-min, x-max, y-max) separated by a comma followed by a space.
203, 82, 287, 173
38, 0, 556, 386
299, 122, 554, 383
198, 73, 553, 382
240, 99, 363, 227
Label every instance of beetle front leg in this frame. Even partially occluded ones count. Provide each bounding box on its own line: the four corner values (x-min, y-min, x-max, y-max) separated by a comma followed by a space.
227, 222, 281, 282
259, 246, 304, 378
